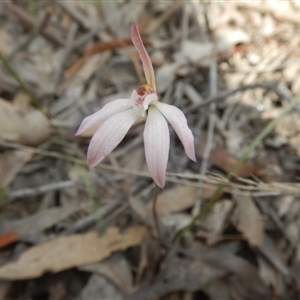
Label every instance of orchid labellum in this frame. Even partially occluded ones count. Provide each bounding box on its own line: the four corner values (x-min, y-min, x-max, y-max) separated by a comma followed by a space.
76, 23, 196, 188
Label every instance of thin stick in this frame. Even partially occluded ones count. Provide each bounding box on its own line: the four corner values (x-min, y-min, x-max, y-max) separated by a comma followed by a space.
1, 141, 300, 195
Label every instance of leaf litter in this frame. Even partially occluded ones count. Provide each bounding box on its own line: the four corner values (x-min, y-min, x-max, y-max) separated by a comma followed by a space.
0, 1, 300, 299
0, 225, 147, 280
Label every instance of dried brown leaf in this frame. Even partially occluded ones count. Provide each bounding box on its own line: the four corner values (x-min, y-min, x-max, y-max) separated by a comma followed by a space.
197, 143, 260, 177
203, 279, 231, 300
75, 274, 124, 300
147, 185, 214, 216
258, 235, 289, 275
7, 203, 81, 238
199, 249, 271, 299
128, 254, 224, 300
0, 97, 51, 146
0, 225, 147, 280
257, 255, 278, 289
1, 150, 33, 187
79, 253, 132, 295
200, 200, 233, 236
235, 195, 264, 246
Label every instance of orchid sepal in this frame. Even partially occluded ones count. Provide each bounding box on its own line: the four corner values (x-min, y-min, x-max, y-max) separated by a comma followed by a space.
131, 23, 156, 92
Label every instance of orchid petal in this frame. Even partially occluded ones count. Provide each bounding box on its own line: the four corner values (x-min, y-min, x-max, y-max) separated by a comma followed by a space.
154, 102, 196, 162
131, 23, 156, 92
143, 93, 158, 111
87, 108, 137, 167
76, 98, 132, 136
144, 106, 170, 188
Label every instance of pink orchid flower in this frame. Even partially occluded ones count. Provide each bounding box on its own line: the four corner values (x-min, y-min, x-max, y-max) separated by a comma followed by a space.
76, 23, 196, 188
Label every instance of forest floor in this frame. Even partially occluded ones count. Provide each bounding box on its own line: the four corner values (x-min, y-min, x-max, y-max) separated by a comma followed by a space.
0, 1, 300, 300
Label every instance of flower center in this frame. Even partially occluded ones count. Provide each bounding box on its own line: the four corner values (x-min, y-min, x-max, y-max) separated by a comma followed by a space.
135, 84, 155, 106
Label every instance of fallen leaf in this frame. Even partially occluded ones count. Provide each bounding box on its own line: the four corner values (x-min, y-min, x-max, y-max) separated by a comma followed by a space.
128, 254, 225, 300
127, 244, 270, 300
200, 200, 233, 239
0, 97, 51, 146
0, 225, 147, 280
147, 185, 214, 216
257, 255, 278, 289
130, 196, 154, 228
75, 274, 124, 300
235, 195, 264, 246
257, 235, 289, 276
204, 200, 233, 232
7, 203, 81, 238
197, 142, 260, 177
0, 231, 19, 249
199, 248, 271, 299
203, 279, 231, 300
79, 253, 132, 295
1, 150, 33, 187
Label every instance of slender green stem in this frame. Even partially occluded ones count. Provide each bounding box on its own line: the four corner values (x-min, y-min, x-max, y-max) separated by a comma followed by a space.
173, 92, 300, 243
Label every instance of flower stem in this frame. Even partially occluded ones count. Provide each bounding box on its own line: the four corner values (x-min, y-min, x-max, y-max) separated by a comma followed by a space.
152, 184, 161, 240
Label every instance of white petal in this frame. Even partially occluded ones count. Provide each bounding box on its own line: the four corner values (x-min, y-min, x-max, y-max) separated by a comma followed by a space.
76, 98, 132, 136
87, 108, 137, 167
144, 106, 170, 188
154, 102, 196, 161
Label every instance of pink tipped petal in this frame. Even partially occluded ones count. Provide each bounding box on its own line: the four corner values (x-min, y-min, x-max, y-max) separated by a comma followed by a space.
76, 98, 132, 136
154, 102, 196, 162
87, 108, 137, 167
143, 93, 158, 110
131, 23, 156, 91
144, 106, 170, 188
